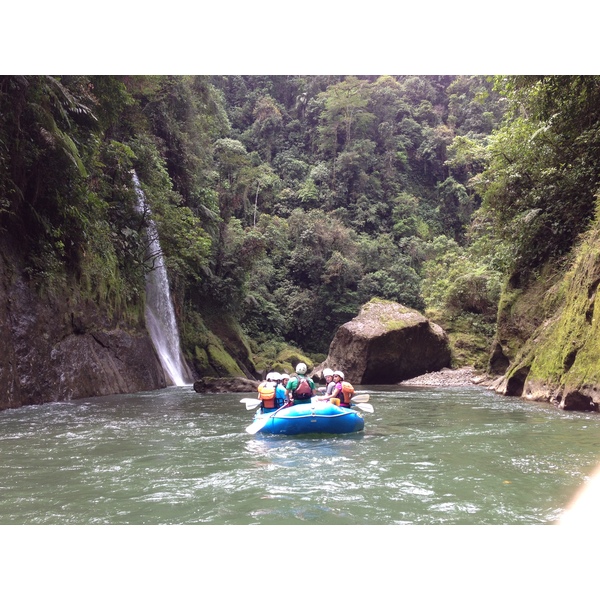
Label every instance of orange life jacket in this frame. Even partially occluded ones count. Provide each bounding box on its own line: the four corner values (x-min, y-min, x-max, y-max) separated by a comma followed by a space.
340, 381, 355, 406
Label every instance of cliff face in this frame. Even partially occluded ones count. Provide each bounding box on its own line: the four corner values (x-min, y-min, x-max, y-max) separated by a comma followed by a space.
0, 243, 166, 411
490, 216, 600, 411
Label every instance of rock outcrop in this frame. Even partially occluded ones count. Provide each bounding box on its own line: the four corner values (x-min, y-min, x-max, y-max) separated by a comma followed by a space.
316, 299, 452, 384
488, 219, 600, 411
0, 244, 166, 411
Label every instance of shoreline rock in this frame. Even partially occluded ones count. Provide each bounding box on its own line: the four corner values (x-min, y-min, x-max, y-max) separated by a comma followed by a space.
399, 366, 484, 387
193, 376, 258, 393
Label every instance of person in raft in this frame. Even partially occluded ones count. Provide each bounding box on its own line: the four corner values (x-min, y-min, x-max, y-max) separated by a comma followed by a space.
327, 371, 355, 408
286, 362, 316, 404
257, 372, 280, 413
315, 367, 335, 400
276, 373, 291, 407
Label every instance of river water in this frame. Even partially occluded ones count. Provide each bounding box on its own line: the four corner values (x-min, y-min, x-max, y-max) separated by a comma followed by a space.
1, 384, 599, 526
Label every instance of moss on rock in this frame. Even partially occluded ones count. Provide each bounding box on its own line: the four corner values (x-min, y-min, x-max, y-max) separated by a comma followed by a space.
495, 213, 600, 410
528, 227, 600, 391
206, 334, 246, 377
183, 308, 257, 379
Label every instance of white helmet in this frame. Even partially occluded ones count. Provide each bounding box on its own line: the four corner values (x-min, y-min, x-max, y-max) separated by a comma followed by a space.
333, 370, 344, 379
323, 368, 334, 377
267, 372, 280, 381
295, 362, 307, 375
280, 373, 290, 381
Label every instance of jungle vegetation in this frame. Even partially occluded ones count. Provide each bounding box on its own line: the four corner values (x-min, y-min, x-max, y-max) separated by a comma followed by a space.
1, 75, 597, 374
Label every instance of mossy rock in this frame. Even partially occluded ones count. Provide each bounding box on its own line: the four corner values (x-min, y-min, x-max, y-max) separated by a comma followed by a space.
527, 228, 600, 389
424, 309, 493, 370
249, 344, 315, 378
194, 345, 211, 373
183, 307, 257, 378
309, 353, 327, 365
207, 340, 245, 377
494, 262, 564, 364
494, 217, 600, 408
253, 356, 271, 374
270, 361, 294, 376
276, 347, 313, 371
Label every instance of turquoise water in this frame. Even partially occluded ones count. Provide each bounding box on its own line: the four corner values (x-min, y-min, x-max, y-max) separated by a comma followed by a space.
1, 384, 599, 525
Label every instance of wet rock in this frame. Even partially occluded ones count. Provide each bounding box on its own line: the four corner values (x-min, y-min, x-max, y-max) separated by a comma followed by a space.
0, 241, 166, 410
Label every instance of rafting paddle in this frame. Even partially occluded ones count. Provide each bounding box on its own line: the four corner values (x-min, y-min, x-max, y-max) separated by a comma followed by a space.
245, 402, 291, 434
246, 416, 270, 434
311, 393, 370, 403
352, 402, 374, 413
350, 394, 370, 403
240, 398, 262, 410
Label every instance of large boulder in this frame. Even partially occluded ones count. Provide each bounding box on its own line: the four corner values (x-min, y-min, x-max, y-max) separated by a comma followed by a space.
316, 299, 451, 384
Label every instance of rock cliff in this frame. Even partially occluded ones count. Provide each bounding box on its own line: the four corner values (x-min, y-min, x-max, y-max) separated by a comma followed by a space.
489, 217, 600, 411
316, 299, 452, 384
0, 242, 166, 411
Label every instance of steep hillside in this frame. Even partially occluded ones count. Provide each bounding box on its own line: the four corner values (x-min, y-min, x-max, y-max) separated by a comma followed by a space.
491, 205, 600, 410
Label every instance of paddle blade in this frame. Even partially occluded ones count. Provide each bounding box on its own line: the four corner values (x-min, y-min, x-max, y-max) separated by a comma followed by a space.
245, 401, 292, 434
241, 398, 262, 410
351, 394, 370, 403
353, 402, 374, 413
246, 416, 269, 434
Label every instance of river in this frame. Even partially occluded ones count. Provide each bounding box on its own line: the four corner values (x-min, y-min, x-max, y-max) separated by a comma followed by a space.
1, 384, 599, 526
4, 383, 598, 597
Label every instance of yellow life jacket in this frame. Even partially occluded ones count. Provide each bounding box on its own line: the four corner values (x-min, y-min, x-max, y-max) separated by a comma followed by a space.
258, 382, 276, 408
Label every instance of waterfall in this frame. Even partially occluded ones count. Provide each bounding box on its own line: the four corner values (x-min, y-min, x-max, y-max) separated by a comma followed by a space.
132, 171, 192, 386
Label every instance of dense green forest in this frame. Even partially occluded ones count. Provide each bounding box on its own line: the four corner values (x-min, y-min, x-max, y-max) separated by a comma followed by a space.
2, 75, 598, 376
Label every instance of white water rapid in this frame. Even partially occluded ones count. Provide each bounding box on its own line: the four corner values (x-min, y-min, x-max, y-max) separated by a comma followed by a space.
132, 171, 192, 386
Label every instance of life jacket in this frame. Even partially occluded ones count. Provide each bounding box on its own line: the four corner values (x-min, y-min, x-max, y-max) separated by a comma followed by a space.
258, 381, 277, 409
293, 376, 313, 400
339, 381, 355, 407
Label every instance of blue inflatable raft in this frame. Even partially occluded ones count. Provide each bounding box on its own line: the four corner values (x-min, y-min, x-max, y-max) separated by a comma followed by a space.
247, 402, 364, 435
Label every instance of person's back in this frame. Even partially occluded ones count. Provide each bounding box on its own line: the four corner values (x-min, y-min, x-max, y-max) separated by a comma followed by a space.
258, 372, 279, 412
339, 379, 355, 407
286, 363, 315, 404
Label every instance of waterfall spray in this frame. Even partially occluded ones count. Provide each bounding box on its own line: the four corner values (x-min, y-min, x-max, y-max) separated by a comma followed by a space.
132, 171, 192, 386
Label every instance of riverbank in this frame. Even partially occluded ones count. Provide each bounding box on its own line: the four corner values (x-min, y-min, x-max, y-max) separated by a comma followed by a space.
399, 367, 486, 387
192, 367, 493, 393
